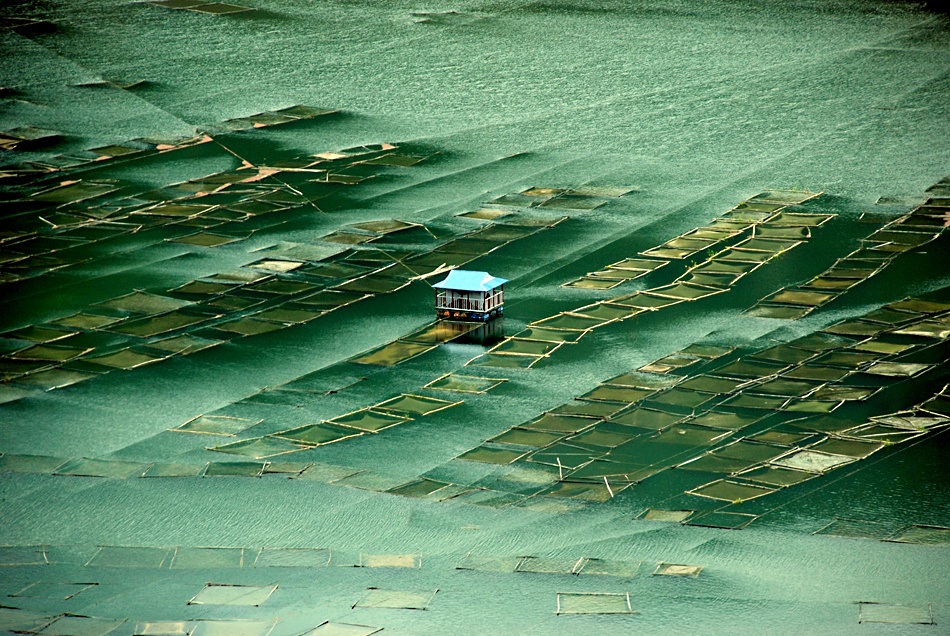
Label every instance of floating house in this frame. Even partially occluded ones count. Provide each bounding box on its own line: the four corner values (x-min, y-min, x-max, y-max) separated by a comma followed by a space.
433, 270, 507, 322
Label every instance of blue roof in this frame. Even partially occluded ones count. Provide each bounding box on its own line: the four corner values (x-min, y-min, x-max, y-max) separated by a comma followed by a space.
432, 270, 507, 292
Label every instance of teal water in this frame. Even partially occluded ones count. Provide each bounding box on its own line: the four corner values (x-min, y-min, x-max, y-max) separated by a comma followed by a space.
1, 1, 949, 634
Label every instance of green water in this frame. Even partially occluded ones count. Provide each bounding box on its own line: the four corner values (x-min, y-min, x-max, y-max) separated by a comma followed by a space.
1, 1, 949, 634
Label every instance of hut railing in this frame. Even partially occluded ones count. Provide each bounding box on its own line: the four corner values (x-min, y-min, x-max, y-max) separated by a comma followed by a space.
436, 293, 482, 311
436, 289, 503, 313
484, 290, 503, 311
